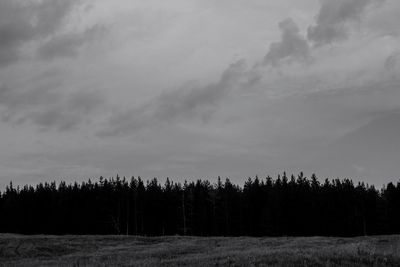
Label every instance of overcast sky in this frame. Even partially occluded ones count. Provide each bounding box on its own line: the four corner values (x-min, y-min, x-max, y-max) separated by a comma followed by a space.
1, 0, 400, 188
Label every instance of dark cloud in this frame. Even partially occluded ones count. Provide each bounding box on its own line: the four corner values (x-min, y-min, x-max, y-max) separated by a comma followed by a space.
67, 90, 105, 114
0, 74, 105, 131
27, 107, 80, 132
22, 90, 104, 132
307, 0, 382, 46
154, 60, 246, 121
0, 0, 106, 132
38, 24, 106, 61
0, 80, 61, 119
0, 0, 84, 67
385, 51, 400, 71
263, 18, 311, 66
97, 60, 247, 137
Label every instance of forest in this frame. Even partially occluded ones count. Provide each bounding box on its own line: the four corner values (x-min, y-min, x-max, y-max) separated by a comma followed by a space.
1, 173, 400, 237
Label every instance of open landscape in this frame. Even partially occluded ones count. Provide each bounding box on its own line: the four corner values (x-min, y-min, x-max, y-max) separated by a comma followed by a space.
1, 234, 400, 266
1, 0, 400, 266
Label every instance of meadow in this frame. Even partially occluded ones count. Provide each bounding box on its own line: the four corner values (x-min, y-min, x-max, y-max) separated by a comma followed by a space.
1, 234, 400, 266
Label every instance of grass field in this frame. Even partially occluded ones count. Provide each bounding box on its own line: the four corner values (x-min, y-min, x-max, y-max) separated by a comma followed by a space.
1, 234, 400, 266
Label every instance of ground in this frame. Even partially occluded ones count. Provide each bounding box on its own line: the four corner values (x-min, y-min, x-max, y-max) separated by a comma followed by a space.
0, 234, 399, 266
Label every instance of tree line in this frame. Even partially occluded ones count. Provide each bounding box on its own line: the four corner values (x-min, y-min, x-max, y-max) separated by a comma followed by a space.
1, 173, 400, 236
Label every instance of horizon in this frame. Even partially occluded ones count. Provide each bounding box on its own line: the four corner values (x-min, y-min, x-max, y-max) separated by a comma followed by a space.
1, 0, 400, 189
1, 171, 396, 192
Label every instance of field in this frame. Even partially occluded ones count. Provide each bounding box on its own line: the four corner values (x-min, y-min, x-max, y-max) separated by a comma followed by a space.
1, 234, 400, 266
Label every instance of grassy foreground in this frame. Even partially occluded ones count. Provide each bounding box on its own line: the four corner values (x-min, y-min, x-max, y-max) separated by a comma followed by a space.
0, 234, 400, 266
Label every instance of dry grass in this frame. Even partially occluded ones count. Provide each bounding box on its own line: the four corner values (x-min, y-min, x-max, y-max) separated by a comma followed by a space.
0, 234, 400, 266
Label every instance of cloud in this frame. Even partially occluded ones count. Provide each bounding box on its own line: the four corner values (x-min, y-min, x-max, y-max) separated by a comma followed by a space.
366, 1, 400, 36
37, 24, 106, 61
307, 0, 383, 46
67, 90, 105, 114
0, 74, 105, 131
97, 60, 247, 137
98, 0, 397, 139
385, 51, 400, 71
263, 18, 311, 66
0, 0, 107, 131
27, 108, 81, 132
23, 91, 104, 132
34, 90, 105, 131
0, 0, 85, 67
0, 80, 61, 119
154, 60, 246, 121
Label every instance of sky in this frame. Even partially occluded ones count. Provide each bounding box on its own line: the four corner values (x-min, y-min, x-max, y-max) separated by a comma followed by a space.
1, 0, 400, 188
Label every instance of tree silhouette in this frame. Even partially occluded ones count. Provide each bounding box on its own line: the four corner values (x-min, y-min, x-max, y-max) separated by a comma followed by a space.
0, 173, 399, 236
